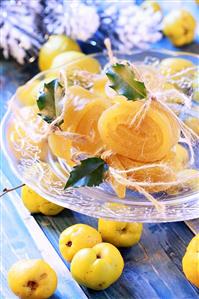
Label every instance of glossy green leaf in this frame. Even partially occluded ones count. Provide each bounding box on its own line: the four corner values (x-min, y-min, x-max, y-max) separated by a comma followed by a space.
65, 157, 108, 189
106, 63, 147, 100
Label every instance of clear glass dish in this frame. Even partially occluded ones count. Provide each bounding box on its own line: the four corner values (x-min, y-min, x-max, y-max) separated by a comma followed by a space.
1, 49, 199, 222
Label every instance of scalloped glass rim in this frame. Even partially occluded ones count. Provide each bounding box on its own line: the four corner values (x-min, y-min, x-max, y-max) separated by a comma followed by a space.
1, 49, 199, 222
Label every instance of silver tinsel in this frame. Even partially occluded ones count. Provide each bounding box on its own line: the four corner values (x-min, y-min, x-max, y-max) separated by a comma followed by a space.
0, 0, 43, 64
85, 1, 163, 50
43, 0, 100, 41
0, 0, 163, 64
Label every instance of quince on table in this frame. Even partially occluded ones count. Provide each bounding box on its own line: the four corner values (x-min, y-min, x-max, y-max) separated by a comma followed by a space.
8, 259, 57, 299
163, 10, 196, 46
71, 242, 124, 290
98, 219, 143, 247
182, 234, 199, 288
59, 224, 102, 262
21, 185, 64, 216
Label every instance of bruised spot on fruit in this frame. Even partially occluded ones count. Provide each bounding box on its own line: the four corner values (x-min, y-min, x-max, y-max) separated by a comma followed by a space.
40, 273, 47, 280
66, 241, 72, 247
98, 282, 105, 288
121, 227, 127, 233
27, 280, 38, 291
96, 254, 101, 259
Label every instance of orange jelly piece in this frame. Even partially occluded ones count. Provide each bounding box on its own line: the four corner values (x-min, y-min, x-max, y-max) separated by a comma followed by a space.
98, 100, 180, 163
62, 86, 110, 154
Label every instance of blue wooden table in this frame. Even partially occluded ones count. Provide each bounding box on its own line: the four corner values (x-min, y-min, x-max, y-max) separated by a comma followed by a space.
1, 1, 199, 297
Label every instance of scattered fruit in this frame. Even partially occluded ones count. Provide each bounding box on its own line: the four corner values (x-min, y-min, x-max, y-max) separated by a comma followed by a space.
98, 219, 143, 247
182, 234, 199, 288
21, 185, 64, 215
185, 117, 199, 136
59, 224, 102, 262
159, 58, 194, 78
70, 242, 124, 290
50, 51, 85, 68
142, 1, 161, 12
7, 259, 57, 299
39, 35, 81, 71
163, 10, 196, 47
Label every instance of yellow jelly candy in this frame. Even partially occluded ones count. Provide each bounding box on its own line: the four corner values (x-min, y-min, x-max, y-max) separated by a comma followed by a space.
193, 71, 199, 102
104, 154, 126, 198
182, 234, 199, 288
92, 76, 109, 97
98, 101, 180, 163
179, 169, 199, 191
184, 117, 199, 135
7, 106, 47, 160
164, 144, 189, 171
48, 133, 74, 166
16, 80, 42, 106
118, 154, 176, 193
62, 86, 109, 154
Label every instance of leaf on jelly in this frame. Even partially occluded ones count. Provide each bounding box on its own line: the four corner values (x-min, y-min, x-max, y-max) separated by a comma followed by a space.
37, 79, 64, 123
65, 157, 108, 189
106, 63, 147, 101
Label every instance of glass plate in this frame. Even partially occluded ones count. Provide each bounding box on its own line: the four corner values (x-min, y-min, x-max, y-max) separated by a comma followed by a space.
1, 49, 199, 222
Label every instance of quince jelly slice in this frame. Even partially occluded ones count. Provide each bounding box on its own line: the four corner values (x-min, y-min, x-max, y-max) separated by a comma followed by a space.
48, 133, 74, 166
104, 154, 126, 199
118, 155, 176, 193
92, 76, 108, 97
8, 124, 47, 161
98, 101, 180, 163
62, 86, 110, 154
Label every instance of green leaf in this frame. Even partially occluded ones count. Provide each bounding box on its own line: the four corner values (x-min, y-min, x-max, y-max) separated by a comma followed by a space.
106, 63, 147, 101
37, 79, 64, 123
65, 157, 108, 189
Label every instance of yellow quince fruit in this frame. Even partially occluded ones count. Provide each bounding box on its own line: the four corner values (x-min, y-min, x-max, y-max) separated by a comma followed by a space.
8, 259, 57, 299
98, 219, 143, 247
59, 224, 102, 262
21, 185, 64, 216
159, 58, 194, 79
163, 10, 196, 47
182, 234, 199, 288
142, 1, 161, 12
39, 35, 81, 71
70, 242, 124, 290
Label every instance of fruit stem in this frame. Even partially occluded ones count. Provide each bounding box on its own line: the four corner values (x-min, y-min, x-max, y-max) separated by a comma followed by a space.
0, 183, 25, 198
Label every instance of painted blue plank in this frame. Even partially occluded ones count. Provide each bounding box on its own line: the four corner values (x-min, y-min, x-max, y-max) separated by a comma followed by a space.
0, 173, 87, 299
34, 210, 199, 299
